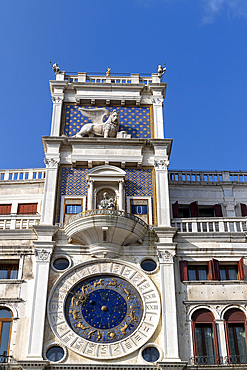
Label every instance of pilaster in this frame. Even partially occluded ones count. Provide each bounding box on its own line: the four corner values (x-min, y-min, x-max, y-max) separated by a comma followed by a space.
215, 319, 228, 358
26, 225, 57, 360
152, 97, 164, 139
154, 160, 170, 226
155, 227, 180, 362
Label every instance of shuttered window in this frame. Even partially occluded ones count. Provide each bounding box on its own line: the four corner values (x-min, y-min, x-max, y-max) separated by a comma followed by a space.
17, 203, 37, 215
179, 258, 245, 282
0, 205, 11, 215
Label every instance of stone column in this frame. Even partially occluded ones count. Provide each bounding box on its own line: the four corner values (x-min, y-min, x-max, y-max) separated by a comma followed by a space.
26, 225, 57, 360
87, 180, 94, 210
50, 95, 64, 136
152, 97, 164, 139
41, 158, 60, 224
159, 249, 180, 361
118, 180, 124, 211
215, 319, 227, 360
155, 160, 170, 226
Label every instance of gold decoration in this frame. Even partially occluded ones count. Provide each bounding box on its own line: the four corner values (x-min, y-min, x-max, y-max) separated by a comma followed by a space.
120, 322, 128, 336
106, 66, 111, 76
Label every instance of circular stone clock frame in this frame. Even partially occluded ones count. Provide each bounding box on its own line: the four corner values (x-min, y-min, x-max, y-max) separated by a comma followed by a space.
47, 259, 160, 360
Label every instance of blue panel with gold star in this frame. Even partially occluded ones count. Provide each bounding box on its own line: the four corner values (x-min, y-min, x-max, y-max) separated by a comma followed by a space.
58, 167, 89, 221
65, 275, 143, 343
63, 105, 152, 139
125, 168, 154, 223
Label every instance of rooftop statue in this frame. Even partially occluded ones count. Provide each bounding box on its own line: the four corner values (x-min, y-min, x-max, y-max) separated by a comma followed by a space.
74, 108, 119, 138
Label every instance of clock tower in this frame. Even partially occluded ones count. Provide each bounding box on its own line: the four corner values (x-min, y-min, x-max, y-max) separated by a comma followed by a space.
24, 66, 185, 369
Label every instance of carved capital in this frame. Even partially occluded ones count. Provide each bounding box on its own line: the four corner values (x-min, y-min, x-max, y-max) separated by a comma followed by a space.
35, 249, 51, 262
152, 97, 163, 105
154, 159, 169, 169
44, 158, 60, 169
159, 250, 174, 263
52, 95, 63, 104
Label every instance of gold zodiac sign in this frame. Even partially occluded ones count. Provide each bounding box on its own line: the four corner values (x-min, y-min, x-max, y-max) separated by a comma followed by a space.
75, 322, 88, 330
69, 309, 79, 320
96, 331, 102, 341
71, 290, 89, 307
88, 330, 96, 339
120, 322, 128, 336
108, 331, 116, 339
128, 306, 137, 322
106, 279, 118, 288
123, 288, 132, 301
93, 279, 104, 288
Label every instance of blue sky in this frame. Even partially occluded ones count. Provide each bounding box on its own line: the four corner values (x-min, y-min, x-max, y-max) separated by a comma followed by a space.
0, 0, 247, 171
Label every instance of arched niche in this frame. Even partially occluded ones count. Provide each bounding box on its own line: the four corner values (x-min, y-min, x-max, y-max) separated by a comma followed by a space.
87, 165, 126, 211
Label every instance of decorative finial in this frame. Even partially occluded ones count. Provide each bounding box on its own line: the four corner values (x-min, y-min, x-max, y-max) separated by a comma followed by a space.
50, 61, 61, 73
106, 66, 111, 77
158, 63, 166, 78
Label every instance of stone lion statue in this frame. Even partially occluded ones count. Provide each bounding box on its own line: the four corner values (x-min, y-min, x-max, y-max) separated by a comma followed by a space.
74, 108, 119, 138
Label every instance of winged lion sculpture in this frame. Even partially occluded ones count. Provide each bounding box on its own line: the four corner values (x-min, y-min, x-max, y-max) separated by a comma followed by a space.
74, 108, 119, 138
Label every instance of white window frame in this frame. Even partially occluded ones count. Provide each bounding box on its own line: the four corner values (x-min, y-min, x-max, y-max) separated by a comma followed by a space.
127, 196, 152, 225
60, 196, 86, 223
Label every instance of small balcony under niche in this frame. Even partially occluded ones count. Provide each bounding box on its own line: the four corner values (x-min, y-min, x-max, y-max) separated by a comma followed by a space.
64, 209, 149, 258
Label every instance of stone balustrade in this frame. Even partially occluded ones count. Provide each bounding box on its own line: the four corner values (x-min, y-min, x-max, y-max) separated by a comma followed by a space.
0, 168, 45, 181
62, 72, 156, 85
172, 217, 247, 233
169, 170, 247, 184
0, 214, 40, 230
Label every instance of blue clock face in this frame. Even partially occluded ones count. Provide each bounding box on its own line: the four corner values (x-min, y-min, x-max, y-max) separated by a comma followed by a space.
65, 275, 143, 343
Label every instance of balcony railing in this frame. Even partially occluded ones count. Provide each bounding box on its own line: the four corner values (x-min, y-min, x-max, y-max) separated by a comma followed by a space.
172, 217, 247, 233
59, 209, 149, 230
190, 355, 222, 365
190, 354, 247, 365
0, 168, 45, 181
0, 214, 40, 230
169, 170, 247, 184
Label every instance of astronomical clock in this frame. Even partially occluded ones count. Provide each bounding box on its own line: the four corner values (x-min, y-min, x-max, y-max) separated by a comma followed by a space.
48, 260, 160, 359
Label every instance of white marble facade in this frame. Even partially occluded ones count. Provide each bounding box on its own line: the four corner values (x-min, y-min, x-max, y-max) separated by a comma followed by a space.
0, 69, 246, 370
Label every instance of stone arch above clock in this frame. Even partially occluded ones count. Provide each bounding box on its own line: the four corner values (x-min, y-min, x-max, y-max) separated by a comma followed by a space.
87, 165, 126, 210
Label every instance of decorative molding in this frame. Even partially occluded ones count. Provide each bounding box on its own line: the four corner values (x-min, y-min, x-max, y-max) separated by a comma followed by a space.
154, 160, 169, 169
152, 97, 163, 105
44, 158, 60, 169
52, 96, 63, 104
35, 249, 51, 262
162, 250, 173, 263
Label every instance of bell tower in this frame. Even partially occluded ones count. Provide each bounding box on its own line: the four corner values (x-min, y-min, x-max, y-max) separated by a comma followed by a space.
25, 66, 184, 368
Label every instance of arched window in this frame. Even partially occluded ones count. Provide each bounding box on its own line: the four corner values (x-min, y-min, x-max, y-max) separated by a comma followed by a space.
224, 309, 247, 364
0, 308, 12, 363
192, 309, 219, 365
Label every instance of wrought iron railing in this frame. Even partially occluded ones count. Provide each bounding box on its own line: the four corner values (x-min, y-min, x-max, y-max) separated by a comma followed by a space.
190, 354, 247, 365
62, 209, 149, 230
225, 354, 247, 364
190, 355, 222, 365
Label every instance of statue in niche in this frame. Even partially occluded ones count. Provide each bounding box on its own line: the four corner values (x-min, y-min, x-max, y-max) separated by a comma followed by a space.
97, 191, 116, 210
74, 108, 119, 138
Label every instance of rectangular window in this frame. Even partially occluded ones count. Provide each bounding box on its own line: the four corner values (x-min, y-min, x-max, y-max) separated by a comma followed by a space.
65, 205, 82, 214
17, 203, 37, 215
130, 199, 149, 224
173, 203, 222, 218
220, 266, 238, 280
0, 264, 18, 279
63, 199, 83, 223
188, 266, 208, 281
0, 205, 11, 215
